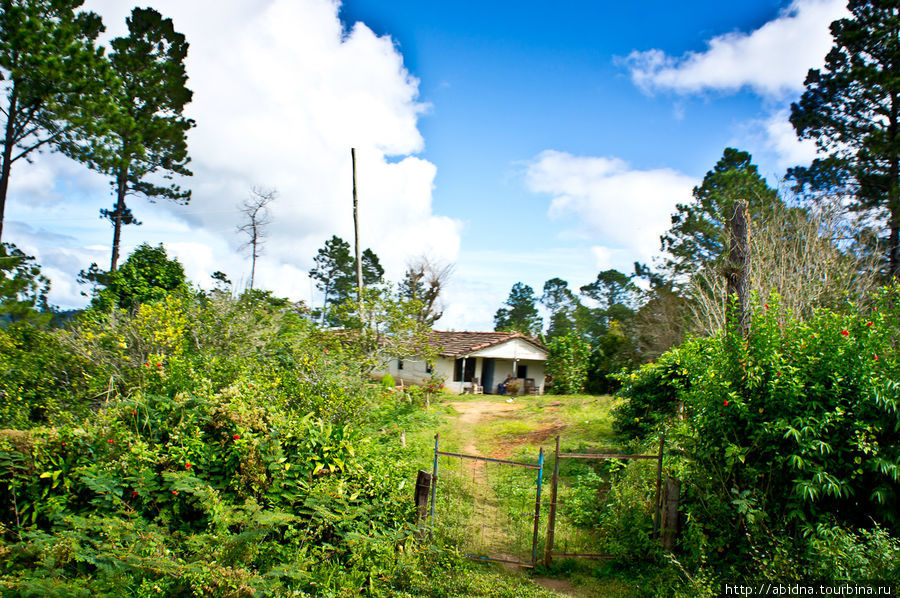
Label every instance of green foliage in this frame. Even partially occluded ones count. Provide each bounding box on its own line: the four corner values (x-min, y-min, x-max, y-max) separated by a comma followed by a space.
0, 242, 50, 321
567, 461, 660, 559
0, 324, 92, 428
546, 333, 591, 394
806, 522, 900, 582
611, 352, 686, 439
494, 282, 542, 336
789, 0, 900, 276
332, 285, 437, 374
90, 243, 187, 311
0, 289, 459, 595
613, 286, 900, 578
308, 235, 384, 324
659, 148, 779, 283
381, 373, 395, 388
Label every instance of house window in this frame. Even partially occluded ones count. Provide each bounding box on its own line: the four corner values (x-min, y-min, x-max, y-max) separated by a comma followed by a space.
426, 362, 433, 374
517, 364, 527, 379
454, 358, 476, 382
398, 359, 404, 370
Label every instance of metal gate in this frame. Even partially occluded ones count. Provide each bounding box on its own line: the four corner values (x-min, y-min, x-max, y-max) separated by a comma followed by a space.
428, 434, 544, 567
543, 434, 665, 564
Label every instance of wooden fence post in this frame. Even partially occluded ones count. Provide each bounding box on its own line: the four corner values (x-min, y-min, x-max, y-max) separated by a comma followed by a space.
660, 476, 680, 551
415, 470, 432, 522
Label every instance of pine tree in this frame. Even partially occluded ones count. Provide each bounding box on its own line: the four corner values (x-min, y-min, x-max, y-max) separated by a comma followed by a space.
659, 148, 778, 283
62, 7, 194, 271
789, 0, 900, 276
494, 282, 542, 337
0, 0, 108, 242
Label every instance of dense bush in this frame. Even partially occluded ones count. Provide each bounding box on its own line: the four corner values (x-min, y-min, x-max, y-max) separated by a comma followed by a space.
612, 287, 900, 580
0, 283, 450, 595
546, 333, 591, 394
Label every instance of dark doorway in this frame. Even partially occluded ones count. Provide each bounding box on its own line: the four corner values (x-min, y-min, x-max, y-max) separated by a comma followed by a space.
482, 358, 495, 394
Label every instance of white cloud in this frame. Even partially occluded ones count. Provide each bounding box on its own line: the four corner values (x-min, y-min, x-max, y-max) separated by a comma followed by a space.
525, 150, 697, 266
761, 108, 820, 169
623, 0, 847, 98
5, 0, 460, 308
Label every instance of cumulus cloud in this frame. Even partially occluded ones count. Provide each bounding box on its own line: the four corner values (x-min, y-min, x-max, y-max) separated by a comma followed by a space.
525, 150, 697, 266
760, 108, 820, 169
623, 0, 847, 98
5, 0, 460, 308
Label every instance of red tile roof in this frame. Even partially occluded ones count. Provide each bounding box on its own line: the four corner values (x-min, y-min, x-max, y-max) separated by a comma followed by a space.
432, 331, 547, 357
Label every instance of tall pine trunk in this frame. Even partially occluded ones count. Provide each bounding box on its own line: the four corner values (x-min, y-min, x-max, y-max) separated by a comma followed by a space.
110, 170, 128, 271
889, 151, 898, 277
0, 84, 19, 244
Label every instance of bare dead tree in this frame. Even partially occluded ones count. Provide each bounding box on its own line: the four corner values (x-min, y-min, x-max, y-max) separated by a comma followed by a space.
401, 255, 454, 326
725, 199, 751, 339
689, 196, 881, 335
237, 187, 276, 290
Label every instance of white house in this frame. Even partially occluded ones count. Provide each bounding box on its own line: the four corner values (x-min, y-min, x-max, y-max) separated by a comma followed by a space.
377, 331, 548, 395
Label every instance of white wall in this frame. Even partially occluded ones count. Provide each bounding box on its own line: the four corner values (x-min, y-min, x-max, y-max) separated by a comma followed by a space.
443, 356, 546, 395
470, 337, 546, 361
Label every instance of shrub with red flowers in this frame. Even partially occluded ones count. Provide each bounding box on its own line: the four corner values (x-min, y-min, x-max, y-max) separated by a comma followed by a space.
613, 285, 900, 579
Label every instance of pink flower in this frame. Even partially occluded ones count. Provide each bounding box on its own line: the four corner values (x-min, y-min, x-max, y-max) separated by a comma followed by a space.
156, 363, 162, 368
132, 490, 139, 497
107, 439, 114, 444
172, 490, 178, 495
840, 330, 849, 337
185, 463, 192, 470
874, 354, 879, 361
765, 303, 769, 309
866, 322, 874, 327
723, 400, 729, 407
233, 434, 240, 440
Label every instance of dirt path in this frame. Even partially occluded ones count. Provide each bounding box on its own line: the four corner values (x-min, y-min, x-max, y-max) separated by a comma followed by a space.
448, 399, 524, 457
446, 398, 581, 598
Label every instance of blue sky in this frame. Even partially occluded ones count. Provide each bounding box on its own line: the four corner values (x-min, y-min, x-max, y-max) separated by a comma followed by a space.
4, 0, 843, 329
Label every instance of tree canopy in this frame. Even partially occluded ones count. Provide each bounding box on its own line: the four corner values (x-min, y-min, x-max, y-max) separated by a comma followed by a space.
93, 243, 187, 311
659, 148, 778, 282
308, 235, 383, 324
0, 241, 49, 320
0, 0, 107, 242
494, 282, 542, 337
789, 0, 900, 276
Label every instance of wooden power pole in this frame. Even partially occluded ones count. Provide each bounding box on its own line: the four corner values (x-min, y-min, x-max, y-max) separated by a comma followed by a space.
351, 148, 363, 302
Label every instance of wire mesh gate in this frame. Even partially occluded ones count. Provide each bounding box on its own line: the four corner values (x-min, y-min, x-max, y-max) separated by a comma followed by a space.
429, 434, 544, 567
543, 434, 665, 564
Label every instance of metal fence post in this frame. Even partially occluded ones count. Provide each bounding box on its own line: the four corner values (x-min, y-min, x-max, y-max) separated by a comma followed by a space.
531, 447, 544, 566
544, 435, 560, 567
430, 433, 439, 534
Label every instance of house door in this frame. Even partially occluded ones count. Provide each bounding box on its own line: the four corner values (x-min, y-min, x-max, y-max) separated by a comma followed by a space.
482, 358, 495, 394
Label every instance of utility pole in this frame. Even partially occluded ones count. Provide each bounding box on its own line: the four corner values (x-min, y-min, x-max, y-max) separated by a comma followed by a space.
351, 148, 363, 303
